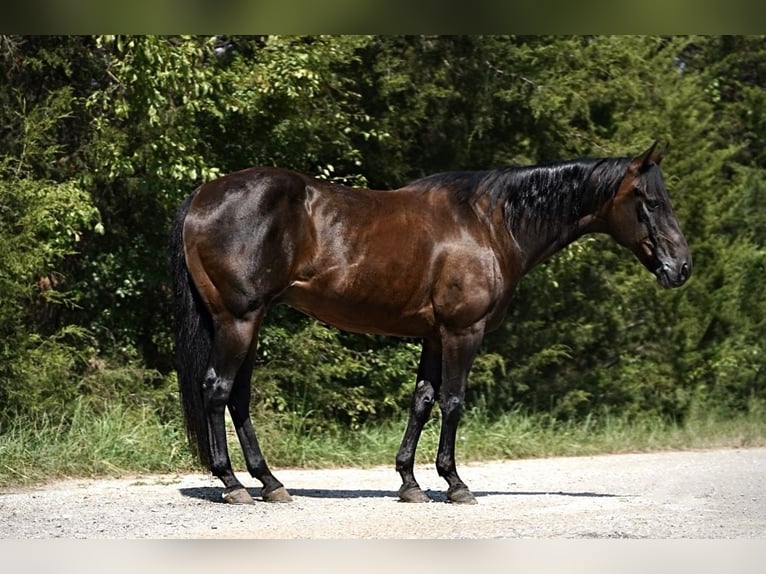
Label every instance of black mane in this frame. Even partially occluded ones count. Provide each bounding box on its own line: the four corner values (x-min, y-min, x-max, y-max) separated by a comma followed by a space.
409, 157, 631, 233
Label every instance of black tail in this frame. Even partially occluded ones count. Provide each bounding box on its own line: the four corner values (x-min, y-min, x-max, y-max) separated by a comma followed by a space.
170, 193, 212, 469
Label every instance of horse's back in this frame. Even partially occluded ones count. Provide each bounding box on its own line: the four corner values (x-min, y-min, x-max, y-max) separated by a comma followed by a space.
181, 166, 510, 335
186, 166, 311, 218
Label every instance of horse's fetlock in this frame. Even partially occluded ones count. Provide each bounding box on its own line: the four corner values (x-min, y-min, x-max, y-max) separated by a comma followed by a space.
210, 459, 229, 478
435, 454, 455, 478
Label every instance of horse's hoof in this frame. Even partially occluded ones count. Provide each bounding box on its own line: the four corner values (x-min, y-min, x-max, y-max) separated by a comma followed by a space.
262, 486, 293, 503
222, 487, 254, 504
398, 484, 431, 503
447, 485, 477, 505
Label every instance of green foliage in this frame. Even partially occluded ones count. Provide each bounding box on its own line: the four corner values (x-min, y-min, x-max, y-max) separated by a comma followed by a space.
254, 317, 420, 428
680, 165, 766, 415
0, 81, 100, 419
0, 35, 764, 450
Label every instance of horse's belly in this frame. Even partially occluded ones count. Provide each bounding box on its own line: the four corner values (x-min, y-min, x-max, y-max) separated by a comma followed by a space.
279, 280, 434, 338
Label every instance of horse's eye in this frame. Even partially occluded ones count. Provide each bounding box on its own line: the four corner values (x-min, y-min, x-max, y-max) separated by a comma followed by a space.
646, 198, 660, 211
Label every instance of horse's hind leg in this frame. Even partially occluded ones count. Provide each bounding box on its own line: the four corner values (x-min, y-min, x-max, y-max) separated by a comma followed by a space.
228, 316, 292, 503
204, 312, 260, 504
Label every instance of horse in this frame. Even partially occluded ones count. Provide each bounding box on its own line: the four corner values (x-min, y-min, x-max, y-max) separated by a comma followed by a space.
170, 141, 691, 505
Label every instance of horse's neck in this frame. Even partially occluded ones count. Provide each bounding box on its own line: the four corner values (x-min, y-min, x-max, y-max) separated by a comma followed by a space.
512, 184, 610, 273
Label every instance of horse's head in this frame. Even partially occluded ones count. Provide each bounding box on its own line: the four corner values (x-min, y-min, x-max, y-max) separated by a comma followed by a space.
604, 142, 691, 288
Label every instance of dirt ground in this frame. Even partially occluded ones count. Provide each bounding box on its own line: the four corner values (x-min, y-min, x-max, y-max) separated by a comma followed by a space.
1, 447, 764, 538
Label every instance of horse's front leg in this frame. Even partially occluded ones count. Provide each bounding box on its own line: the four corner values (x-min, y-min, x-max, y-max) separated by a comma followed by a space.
395, 339, 441, 502
435, 324, 484, 504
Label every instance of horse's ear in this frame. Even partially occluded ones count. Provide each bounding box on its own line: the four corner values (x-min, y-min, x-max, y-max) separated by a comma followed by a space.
630, 141, 659, 172
653, 142, 669, 165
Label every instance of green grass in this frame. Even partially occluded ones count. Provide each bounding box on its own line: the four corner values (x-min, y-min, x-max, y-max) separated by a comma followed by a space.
0, 398, 195, 486
1, 399, 765, 488
247, 405, 766, 469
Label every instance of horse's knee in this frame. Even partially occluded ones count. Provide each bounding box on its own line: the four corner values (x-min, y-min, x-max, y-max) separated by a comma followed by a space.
412, 379, 435, 418
440, 393, 464, 423
415, 379, 435, 400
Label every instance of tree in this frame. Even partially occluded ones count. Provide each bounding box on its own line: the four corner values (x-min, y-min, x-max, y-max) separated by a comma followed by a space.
0, 48, 99, 417
1, 35, 763, 429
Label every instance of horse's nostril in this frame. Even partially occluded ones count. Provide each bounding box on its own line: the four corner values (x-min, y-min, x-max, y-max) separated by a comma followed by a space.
680, 261, 690, 281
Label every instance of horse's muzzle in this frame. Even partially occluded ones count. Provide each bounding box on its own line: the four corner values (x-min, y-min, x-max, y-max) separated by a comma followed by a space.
656, 258, 691, 288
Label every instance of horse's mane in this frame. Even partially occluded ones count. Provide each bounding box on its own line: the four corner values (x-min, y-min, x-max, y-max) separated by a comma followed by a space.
409, 157, 631, 234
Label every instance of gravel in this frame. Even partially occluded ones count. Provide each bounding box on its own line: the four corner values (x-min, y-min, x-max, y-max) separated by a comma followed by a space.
1, 447, 764, 539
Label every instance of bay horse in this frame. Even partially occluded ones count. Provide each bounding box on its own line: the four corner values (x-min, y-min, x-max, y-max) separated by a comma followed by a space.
170, 142, 691, 505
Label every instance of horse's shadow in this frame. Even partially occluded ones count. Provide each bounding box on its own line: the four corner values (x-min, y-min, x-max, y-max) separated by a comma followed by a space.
179, 486, 623, 504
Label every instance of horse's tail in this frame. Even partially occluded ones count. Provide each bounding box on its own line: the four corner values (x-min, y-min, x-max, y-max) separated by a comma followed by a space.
169, 193, 211, 469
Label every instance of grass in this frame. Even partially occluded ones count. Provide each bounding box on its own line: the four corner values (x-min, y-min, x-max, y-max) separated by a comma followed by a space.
0, 398, 195, 487
1, 398, 765, 488
247, 405, 766, 469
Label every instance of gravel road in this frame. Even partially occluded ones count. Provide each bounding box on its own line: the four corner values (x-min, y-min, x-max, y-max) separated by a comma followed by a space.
1, 447, 764, 538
